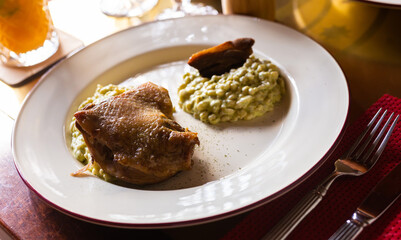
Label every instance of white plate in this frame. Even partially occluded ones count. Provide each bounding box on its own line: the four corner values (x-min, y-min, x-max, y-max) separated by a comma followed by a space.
12, 15, 349, 228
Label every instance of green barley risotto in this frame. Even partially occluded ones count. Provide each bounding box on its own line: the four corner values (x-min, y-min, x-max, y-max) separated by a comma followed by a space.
178, 55, 285, 124
70, 84, 131, 181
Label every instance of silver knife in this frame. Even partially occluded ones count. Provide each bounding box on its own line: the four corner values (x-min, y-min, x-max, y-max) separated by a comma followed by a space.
329, 161, 401, 240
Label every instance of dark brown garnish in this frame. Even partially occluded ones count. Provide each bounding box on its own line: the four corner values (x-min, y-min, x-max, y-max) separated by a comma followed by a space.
187, 38, 255, 78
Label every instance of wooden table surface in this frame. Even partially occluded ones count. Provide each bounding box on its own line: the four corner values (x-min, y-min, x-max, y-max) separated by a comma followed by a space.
1, 0, 400, 239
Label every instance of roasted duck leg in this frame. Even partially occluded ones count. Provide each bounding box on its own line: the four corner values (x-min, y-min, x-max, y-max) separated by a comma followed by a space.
74, 82, 199, 185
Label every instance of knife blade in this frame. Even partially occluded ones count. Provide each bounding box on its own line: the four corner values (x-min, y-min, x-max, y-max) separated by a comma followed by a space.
329, 161, 401, 240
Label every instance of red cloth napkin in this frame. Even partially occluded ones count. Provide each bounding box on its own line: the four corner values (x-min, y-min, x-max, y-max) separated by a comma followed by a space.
221, 94, 401, 240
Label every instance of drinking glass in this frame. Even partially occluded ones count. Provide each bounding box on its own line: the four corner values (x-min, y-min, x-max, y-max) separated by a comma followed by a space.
221, 0, 275, 21
99, 0, 159, 17
157, 0, 218, 20
0, 0, 59, 67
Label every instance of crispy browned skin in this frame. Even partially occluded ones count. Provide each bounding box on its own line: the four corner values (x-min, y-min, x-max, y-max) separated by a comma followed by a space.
74, 82, 200, 185
187, 38, 255, 78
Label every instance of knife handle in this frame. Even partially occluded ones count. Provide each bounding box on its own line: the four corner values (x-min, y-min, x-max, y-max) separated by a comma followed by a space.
262, 173, 338, 240
328, 211, 371, 240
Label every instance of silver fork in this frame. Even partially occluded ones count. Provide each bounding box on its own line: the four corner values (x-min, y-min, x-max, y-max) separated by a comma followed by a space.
262, 108, 399, 240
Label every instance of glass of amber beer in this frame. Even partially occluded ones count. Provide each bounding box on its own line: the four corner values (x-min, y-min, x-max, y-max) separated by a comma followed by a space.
0, 0, 59, 67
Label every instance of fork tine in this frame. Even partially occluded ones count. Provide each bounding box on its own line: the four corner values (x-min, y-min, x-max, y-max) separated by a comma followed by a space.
361, 112, 395, 160
364, 113, 399, 165
352, 110, 390, 160
342, 108, 384, 158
